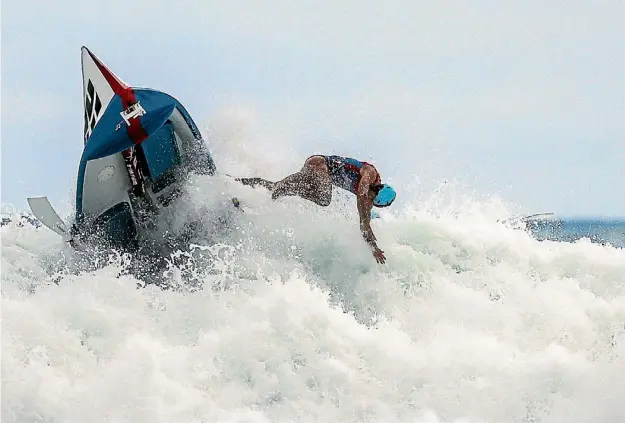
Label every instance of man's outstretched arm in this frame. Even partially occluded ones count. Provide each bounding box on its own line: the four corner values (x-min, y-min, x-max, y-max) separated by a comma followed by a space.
356, 168, 386, 264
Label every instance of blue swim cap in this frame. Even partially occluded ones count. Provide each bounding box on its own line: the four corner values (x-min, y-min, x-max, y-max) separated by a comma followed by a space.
373, 184, 396, 207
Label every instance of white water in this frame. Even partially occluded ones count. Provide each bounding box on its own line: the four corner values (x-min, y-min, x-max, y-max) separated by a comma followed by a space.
3, 113, 625, 423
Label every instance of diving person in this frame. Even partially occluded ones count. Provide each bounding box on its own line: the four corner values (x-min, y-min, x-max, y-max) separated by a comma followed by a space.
236, 155, 396, 264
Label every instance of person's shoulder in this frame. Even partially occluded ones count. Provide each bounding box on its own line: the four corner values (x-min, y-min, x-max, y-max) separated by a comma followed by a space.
362, 162, 379, 174
360, 163, 380, 181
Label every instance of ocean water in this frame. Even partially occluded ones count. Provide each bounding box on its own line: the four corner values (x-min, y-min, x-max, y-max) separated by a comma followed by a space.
526, 217, 625, 249
3, 172, 625, 423
2, 120, 625, 423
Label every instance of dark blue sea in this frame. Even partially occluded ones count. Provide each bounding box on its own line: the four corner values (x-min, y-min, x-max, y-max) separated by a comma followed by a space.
525, 217, 625, 249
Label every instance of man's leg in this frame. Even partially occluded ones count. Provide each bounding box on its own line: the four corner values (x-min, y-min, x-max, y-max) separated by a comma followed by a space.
271, 156, 332, 206
236, 177, 276, 191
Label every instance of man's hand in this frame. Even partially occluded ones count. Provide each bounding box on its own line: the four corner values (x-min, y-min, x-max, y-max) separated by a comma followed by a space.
362, 229, 386, 264
372, 247, 386, 264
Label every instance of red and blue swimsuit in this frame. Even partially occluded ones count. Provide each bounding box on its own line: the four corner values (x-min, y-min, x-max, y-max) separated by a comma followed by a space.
322, 155, 380, 194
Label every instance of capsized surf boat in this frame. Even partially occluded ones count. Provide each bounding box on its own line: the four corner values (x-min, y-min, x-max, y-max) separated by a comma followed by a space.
28, 46, 217, 252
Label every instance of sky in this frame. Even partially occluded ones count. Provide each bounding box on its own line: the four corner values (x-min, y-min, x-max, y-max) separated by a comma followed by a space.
2, 0, 625, 217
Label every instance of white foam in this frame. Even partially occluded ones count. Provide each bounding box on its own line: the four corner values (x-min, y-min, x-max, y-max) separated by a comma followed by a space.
2, 114, 625, 423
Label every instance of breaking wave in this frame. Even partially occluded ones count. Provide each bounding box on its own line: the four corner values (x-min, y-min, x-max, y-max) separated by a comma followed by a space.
3, 112, 625, 423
